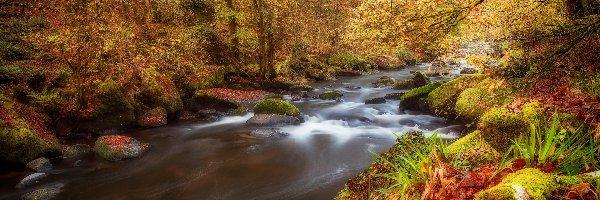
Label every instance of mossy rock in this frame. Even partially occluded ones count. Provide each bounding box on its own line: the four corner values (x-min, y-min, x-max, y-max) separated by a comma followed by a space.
455, 78, 514, 122
479, 108, 528, 152
0, 95, 61, 164
393, 71, 431, 90
253, 98, 300, 117
446, 131, 500, 168
400, 83, 441, 110
137, 68, 183, 114
91, 79, 136, 130
319, 90, 343, 101
138, 107, 168, 127
428, 75, 485, 118
475, 168, 558, 200
94, 135, 150, 162
365, 97, 386, 104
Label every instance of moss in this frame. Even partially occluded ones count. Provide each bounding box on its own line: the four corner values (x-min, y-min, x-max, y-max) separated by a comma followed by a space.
94, 137, 119, 161
479, 107, 529, 152
475, 168, 558, 200
393, 71, 431, 90
400, 83, 441, 110
253, 98, 300, 117
428, 75, 485, 117
138, 68, 183, 114
319, 90, 343, 100
446, 131, 500, 168
0, 95, 60, 163
93, 79, 136, 129
455, 78, 514, 122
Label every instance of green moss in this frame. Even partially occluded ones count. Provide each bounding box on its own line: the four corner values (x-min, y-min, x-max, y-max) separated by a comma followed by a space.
393, 71, 431, 90
319, 90, 343, 100
455, 78, 514, 122
446, 131, 500, 168
475, 168, 558, 200
94, 136, 119, 161
0, 96, 60, 163
94, 79, 136, 129
428, 75, 485, 117
400, 83, 441, 110
138, 68, 183, 114
479, 107, 529, 152
253, 98, 300, 117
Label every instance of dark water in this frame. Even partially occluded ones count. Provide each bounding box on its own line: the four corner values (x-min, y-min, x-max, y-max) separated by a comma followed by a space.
1, 64, 465, 200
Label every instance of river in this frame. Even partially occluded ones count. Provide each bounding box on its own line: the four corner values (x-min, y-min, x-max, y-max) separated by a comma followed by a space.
1, 64, 465, 200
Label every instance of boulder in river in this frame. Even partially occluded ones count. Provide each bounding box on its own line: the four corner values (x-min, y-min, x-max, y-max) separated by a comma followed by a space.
400, 83, 441, 111
372, 76, 396, 87
393, 71, 431, 90
384, 93, 405, 100
94, 135, 150, 162
319, 90, 343, 101
16, 173, 47, 189
254, 98, 300, 117
138, 107, 167, 128
62, 144, 91, 159
192, 88, 272, 111
365, 97, 386, 104
26, 157, 52, 172
196, 108, 225, 121
250, 129, 290, 139
460, 68, 479, 74
247, 114, 303, 126
22, 187, 62, 200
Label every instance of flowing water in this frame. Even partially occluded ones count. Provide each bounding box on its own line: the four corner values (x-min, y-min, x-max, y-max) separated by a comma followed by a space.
1, 64, 465, 200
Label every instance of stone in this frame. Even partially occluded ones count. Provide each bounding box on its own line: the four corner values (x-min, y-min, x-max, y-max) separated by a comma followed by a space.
384, 93, 405, 100
365, 97, 386, 104
62, 144, 91, 159
22, 187, 61, 200
250, 129, 289, 139
177, 110, 196, 120
26, 157, 52, 172
319, 90, 343, 101
247, 114, 303, 126
16, 173, 47, 189
138, 107, 167, 128
94, 135, 150, 162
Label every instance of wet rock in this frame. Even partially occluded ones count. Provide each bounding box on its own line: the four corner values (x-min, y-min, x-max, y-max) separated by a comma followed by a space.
365, 97, 386, 104
73, 160, 83, 167
22, 187, 61, 200
250, 129, 290, 139
384, 93, 405, 100
177, 110, 196, 120
460, 68, 479, 74
62, 144, 91, 159
26, 158, 52, 172
319, 90, 343, 101
138, 107, 167, 128
246, 114, 303, 126
196, 108, 224, 121
16, 173, 47, 189
372, 76, 396, 87
400, 83, 441, 111
344, 85, 361, 90
393, 71, 430, 90
253, 98, 300, 117
94, 135, 150, 162
423, 69, 450, 77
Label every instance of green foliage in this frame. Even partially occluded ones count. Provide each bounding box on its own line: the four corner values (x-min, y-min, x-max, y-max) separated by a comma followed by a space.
138, 68, 183, 114
475, 168, 558, 200
427, 75, 485, 116
253, 98, 300, 117
94, 136, 119, 162
327, 53, 371, 71
509, 113, 600, 175
455, 78, 514, 122
93, 79, 135, 128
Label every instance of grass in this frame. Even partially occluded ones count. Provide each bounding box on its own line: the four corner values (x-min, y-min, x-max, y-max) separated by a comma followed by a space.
505, 113, 600, 175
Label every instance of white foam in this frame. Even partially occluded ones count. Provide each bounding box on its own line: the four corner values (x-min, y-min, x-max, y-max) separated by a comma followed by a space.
192, 113, 254, 129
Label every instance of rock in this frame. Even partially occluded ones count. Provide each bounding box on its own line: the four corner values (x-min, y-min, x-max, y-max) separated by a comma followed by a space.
423, 69, 450, 77
247, 114, 303, 126
384, 93, 405, 100
365, 97, 386, 104
177, 110, 196, 120
372, 76, 396, 87
26, 158, 52, 172
16, 173, 47, 189
254, 98, 300, 117
290, 84, 313, 92
427, 75, 485, 118
400, 83, 441, 110
62, 144, 91, 159
250, 129, 289, 139
192, 88, 271, 111
73, 160, 83, 167
475, 168, 558, 200
479, 103, 544, 152
393, 71, 430, 90
336, 70, 362, 77
196, 108, 224, 121
460, 68, 479, 74
445, 131, 500, 168
94, 135, 150, 162
344, 85, 361, 90
319, 90, 343, 101
138, 107, 167, 128
22, 187, 61, 200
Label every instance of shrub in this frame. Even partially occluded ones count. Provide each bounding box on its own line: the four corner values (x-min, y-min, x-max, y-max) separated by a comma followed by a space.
253, 98, 300, 117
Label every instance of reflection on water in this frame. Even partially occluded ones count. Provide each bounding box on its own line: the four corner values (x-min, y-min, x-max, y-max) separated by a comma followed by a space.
1, 65, 464, 200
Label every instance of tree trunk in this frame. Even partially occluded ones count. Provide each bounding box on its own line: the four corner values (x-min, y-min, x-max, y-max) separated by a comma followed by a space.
252, 0, 276, 80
